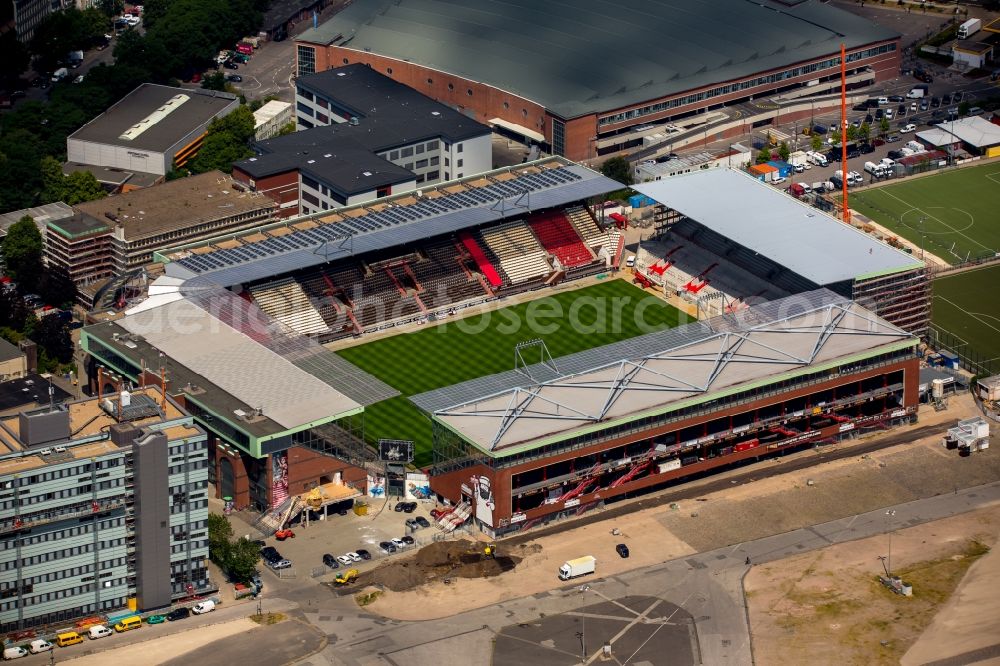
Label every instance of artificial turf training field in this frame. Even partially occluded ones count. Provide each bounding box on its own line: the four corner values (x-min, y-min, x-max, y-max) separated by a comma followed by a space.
932, 264, 1000, 375
337, 279, 689, 467
850, 163, 1000, 265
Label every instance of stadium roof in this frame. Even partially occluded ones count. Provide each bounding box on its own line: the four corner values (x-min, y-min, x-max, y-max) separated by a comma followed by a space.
164, 159, 622, 287
67, 84, 238, 154
72, 171, 277, 242
86, 284, 398, 440
297, 0, 898, 119
920, 116, 1000, 148
634, 168, 924, 284
417, 290, 915, 455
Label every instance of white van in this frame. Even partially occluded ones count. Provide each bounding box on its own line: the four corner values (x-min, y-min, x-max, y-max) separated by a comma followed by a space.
863, 161, 880, 176
2, 647, 27, 660
88, 625, 113, 640
28, 640, 52, 654
192, 600, 216, 614
625, 255, 636, 268
906, 140, 924, 153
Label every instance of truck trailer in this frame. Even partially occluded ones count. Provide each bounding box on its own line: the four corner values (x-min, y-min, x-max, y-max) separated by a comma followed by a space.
559, 556, 597, 580
958, 18, 981, 39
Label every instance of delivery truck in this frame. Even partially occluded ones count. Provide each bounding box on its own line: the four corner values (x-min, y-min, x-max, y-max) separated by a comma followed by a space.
958, 18, 981, 39
559, 556, 597, 580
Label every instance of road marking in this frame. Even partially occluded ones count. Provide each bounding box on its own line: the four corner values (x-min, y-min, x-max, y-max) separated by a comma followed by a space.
934, 295, 1000, 336
878, 188, 992, 252
584, 598, 662, 665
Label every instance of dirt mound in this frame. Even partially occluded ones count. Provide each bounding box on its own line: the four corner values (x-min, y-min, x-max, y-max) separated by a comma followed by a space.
353, 539, 529, 593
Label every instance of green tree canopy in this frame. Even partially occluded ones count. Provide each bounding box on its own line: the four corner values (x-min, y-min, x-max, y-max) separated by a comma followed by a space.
755, 148, 771, 164
208, 513, 234, 566
811, 134, 824, 152
227, 537, 263, 583
846, 124, 859, 142
38, 266, 79, 309
40, 156, 106, 205
599, 156, 633, 186
777, 141, 790, 162
185, 106, 255, 174
2, 216, 44, 286
201, 71, 227, 91
879, 117, 890, 136
858, 122, 872, 143
33, 314, 74, 365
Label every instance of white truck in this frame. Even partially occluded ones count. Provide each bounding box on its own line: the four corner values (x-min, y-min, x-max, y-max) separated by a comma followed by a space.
906, 85, 928, 99
958, 18, 981, 40
807, 151, 828, 167
51, 67, 69, 82
559, 556, 597, 580
788, 150, 809, 171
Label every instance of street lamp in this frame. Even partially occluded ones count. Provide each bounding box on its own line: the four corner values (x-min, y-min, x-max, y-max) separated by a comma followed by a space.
885, 509, 897, 578
919, 217, 926, 259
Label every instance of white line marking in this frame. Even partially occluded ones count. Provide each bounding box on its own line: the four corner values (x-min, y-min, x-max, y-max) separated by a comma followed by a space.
878, 188, 992, 252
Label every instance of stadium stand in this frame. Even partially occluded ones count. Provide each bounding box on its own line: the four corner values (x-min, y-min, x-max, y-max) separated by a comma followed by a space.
248, 277, 330, 335
479, 220, 553, 284
528, 211, 593, 268
565, 206, 607, 248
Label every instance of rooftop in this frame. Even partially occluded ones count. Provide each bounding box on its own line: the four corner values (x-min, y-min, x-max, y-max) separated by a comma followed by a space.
164, 158, 621, 287
297, 0, 898, 119
83, 285, 397, 441
67, 84, 239, 154
417, 290, 915, 454
0, 374, 72, 414
47, 212, 111, 240
634, 168, 923, 284
0, 338, 22, 364
0, 202, 73, 237
72, 171, 277, 242
253, 100, 292, 127
920, 115, 1000, 148
62, 162, 162, 189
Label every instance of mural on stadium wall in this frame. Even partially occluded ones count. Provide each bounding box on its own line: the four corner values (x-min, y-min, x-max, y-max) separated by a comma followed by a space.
270, 450, 289, 509
405, 472, 431, 500
367, 473, 386, 497
472, 474, 494, 525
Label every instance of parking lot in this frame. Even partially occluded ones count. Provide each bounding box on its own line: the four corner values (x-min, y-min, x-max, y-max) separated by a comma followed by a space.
225, 497, 446, 587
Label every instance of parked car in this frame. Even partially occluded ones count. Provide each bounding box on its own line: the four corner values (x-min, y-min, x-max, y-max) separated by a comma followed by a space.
226, 74, 242, 82
345, 552, 362, 563
888, 95, 905, 103
192, 600, 216, 614
405, 518, 420, 531
146, 614, 166, 625
356, 549, 372, 560
379, 541, 396, 554
2, 647, 27, 660
771, 176, 786, 185
953, 91, 963, 102
261, 546, 280, 562
919, 100, 929, 111
400, 535, 415, 546
394, 502, 406, 513
28, 640, 52, 655
930, 97, 940, 108
223, 61, 239, 70
901, 123, 916, 133
166, 607, 190, 621
269, 558, 292, 570
616, 543, 630, 558
414, 516, 431, 529
323, 554, 339, 569
886, 134, 900, 143
391, 537, 407, 550
336, 554, 354, 566
941, 93, 952, 105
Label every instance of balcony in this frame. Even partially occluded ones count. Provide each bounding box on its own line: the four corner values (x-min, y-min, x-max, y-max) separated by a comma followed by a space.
0, 499, 125, 535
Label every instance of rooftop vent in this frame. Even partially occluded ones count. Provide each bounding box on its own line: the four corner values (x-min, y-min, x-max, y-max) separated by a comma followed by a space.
362, 171, 372, 177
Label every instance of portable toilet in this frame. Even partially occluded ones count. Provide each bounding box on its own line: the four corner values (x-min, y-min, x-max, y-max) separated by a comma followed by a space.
938, 351, 960, 370
628, 193, 646, 209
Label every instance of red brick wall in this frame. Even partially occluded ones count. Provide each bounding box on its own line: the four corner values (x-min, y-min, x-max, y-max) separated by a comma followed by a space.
286, 446, 367, 494
232, 167, 299, 218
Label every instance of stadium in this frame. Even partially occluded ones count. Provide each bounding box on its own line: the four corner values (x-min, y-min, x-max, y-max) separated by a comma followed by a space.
295, 0, 900, 161
81, 159, 928, 536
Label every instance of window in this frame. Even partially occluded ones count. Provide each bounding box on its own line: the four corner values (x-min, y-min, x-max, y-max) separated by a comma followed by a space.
297, 45, 316, 75
427, 170, 440, 180
445, 172, 449, 180
404, 162, 413, 170
503, 101, 509, 110
415, 159, 428, 169
457, 159, 463, 168
342, 58, 349, 64
425, 140, 438, 151
316, 112, 328, 123
522, 108, 528, 117
456, 144, 463, 153
430, 156, 439, 166
390, 150, 400, 160
457, 173, 463, 178
448, 83, 454, 91
415, 144, 425, 155
467, 88, 473, 96
300, 90, 313, 102
400, 147, 414, 158
445, 158, 450, 167
427, 77, 433, 84
552, 118, 566, 156
296, 102, 313, 116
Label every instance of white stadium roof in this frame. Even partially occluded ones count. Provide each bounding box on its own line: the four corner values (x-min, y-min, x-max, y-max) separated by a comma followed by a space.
918, 115, 1000, 149
426, 291, 915, 454
634, 168, 923, 284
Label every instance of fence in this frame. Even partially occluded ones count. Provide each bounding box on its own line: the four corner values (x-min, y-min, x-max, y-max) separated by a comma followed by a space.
928, 325, 999, 377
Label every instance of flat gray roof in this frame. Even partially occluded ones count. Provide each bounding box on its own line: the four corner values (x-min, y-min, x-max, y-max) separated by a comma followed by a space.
635, 169, 923, 284
298, 0, 898, 119
68, 84, 238, 154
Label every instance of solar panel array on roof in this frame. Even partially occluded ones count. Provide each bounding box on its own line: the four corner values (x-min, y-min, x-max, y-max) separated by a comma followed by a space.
173, 166, 586, 276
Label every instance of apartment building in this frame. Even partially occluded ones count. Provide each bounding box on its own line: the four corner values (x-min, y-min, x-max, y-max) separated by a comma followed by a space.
0, 387, 211, 631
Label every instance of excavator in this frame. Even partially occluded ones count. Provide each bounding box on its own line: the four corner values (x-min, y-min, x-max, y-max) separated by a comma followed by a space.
334, 569, 359, 586
483, 543, 497, 560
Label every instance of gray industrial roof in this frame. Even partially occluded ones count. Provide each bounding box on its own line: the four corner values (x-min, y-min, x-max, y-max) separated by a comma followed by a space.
68, 84, 238, 153
634, 169, 923, 284
297, 0, 898, 119
418, 290, 915, 453
166, 160, 622, 287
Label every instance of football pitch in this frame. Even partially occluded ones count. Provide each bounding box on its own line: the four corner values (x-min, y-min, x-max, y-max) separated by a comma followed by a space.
932, 264, 1000, 375
337, 279, 690, 467
850, 163, 1000, 265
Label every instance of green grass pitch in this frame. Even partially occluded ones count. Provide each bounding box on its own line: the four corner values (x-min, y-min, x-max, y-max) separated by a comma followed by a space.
337, 279, 690, 467
932, 264, 1000, 374
850, 163, 1000, 265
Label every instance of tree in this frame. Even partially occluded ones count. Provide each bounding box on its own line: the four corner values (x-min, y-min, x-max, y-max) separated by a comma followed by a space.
777, 141, 790, 162
39, 156, 106, 205
958, 101, 971, 116
755, 148, 771, 164
600, 156, 633, 186
879, 117, 890, 137
0, 130, 45, 210
201, 71, 227, 91
846, 124, 859, 142
858, 122, 872, 143
278, 122, 296, 136
96, 0, 124, 19
227, 537, 262, 583
811, 134, 824, 152
33, 315, 74, 365
830, 130, 842, 145
208, 513, 234, 565
37, 266, 78, 309
2, 216, 44, 287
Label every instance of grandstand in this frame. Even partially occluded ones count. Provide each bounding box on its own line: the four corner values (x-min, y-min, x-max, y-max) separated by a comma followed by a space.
415, 289, 920, 537
634, 169, 931, 335
161, 158, 625, 341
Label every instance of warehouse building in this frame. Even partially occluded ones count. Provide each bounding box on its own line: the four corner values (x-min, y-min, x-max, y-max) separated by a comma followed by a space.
67, 85, 240, 185
233, 65, 492, 216
295, 0, 899, 161
417, 290, 919, 536
0, 387, 211, 631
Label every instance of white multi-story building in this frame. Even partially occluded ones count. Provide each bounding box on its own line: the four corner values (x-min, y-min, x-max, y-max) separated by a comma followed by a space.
232, 65, 492, 216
